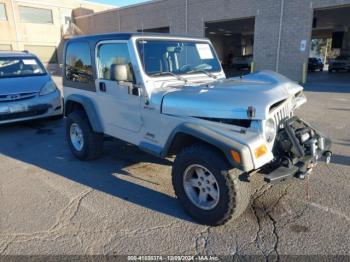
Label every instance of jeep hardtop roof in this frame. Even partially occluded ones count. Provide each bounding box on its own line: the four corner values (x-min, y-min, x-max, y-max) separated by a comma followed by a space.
67, 32, 209, 45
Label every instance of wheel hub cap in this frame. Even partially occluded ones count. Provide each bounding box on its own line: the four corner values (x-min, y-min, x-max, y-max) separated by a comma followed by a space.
70, 123, 84, 151
183, 164, 220, 210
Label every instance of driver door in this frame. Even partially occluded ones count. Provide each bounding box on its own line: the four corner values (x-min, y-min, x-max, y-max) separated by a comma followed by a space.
95, 41, 142, 140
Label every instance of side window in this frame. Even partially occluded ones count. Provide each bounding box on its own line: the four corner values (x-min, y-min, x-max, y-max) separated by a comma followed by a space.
97, 43, 134, 82
65, 42, 93, 84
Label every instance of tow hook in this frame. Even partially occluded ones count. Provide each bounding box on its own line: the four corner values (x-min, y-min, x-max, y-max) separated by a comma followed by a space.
296, 168, 313, 180
324, 151, 332, 165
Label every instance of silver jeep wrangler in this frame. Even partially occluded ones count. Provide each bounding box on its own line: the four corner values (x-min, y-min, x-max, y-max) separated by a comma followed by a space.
63, 33, 332, 226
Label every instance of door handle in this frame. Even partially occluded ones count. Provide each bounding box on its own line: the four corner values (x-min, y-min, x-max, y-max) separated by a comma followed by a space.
99, 82, 107, 92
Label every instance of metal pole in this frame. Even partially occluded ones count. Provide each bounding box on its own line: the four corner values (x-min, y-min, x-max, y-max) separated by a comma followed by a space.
185, 0, 188, 35
302, 63, 307, 84
276, 0, 285, 72
118, 9, 121, 32
324, 38, 329, 66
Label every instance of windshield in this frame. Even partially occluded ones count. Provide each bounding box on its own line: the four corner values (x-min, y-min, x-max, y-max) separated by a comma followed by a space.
136, 39, 222, 76
0, 57, 46, 78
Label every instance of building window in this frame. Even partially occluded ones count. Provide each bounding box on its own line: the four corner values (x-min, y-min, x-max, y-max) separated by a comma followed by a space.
65, 42, 93, 84
137, 27, 170, 33
19, 6, 53, 24
97, 43, 133, 81
0, 3, 7, 20
64, 16, 71, 25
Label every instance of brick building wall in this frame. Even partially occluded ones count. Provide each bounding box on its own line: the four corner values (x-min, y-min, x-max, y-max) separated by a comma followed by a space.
74, 0, 350, 82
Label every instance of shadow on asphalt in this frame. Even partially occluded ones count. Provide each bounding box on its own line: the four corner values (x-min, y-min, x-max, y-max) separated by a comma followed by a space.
303, 84, 350, 93
305, 71, 350, 93
0, 119, 193, 223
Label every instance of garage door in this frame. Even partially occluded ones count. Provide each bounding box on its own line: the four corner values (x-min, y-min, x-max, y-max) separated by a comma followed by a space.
0, 44, 12, 51
24, 45, 58, 64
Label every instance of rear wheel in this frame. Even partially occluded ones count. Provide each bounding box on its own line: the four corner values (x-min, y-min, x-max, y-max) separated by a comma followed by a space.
172, 144, 251, 226
66, 111, 103, 160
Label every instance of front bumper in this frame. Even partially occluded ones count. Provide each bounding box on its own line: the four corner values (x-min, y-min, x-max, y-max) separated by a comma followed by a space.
0, 90, 62, 125
261, 116, 332, 183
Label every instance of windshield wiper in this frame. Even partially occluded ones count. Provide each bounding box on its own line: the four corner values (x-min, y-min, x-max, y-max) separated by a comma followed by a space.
186, 69, 217, 79
150, 71, 188, 84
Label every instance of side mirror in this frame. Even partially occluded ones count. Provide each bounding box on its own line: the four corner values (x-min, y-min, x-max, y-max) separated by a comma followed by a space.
110, 64, 129, 82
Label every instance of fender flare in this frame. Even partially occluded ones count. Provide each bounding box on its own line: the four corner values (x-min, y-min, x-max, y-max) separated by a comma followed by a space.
161, 122, 254, 172
64, 94, 103, 133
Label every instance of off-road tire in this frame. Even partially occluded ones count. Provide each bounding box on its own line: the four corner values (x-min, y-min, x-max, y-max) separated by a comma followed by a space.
66, 110, 103, 160
172, 144, 251, 226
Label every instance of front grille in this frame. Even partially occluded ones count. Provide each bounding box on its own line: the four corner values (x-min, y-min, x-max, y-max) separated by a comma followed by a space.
0, 109, 47, 121
271, 101, 292, 125
0, 108, 48, 121
0, 92, 38, 102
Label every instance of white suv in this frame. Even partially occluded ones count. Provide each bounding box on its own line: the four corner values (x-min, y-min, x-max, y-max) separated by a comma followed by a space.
63, 33, 332, 226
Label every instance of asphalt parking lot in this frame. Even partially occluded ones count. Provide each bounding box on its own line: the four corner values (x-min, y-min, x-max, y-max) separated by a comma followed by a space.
0, 76, 349, 257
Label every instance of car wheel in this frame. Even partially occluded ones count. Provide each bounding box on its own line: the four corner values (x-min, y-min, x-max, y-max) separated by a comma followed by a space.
66, 110, 103, 160
172, 144, 251, 226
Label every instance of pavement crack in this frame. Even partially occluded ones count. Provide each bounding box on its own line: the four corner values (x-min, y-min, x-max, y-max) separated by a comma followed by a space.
103, 222, 182, 254
50, 188, 93, 231
194, 226, 211, 256
250, 184, 290, 260
251, 184, 272, 258
266, 208, 280, 261
0, 189, 93, 249
0, 236, 16, 255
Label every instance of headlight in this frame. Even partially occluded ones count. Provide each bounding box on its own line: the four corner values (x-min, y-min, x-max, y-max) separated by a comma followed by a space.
40, 81, 57, 96
265, 118, 276, 143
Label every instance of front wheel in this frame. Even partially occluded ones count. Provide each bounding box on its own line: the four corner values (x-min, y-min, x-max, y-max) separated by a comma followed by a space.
172, 144, 251, 226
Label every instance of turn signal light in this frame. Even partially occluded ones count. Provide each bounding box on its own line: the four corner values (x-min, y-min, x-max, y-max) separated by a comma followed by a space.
230, 150, 241, 164
255, 145, 268, 159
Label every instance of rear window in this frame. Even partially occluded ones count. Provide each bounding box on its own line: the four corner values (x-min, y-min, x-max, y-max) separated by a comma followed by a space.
0, 57, 46, 78
65, 42, 93, 84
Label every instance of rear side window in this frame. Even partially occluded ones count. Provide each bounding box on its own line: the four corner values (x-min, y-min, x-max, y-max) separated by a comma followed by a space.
65, 42, 93, 84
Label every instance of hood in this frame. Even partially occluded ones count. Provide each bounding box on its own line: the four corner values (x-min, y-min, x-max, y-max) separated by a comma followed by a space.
161, 70, 303, 120
0, 74, 51, 95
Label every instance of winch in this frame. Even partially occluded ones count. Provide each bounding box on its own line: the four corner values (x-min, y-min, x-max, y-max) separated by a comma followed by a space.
264, 116, 332, 182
